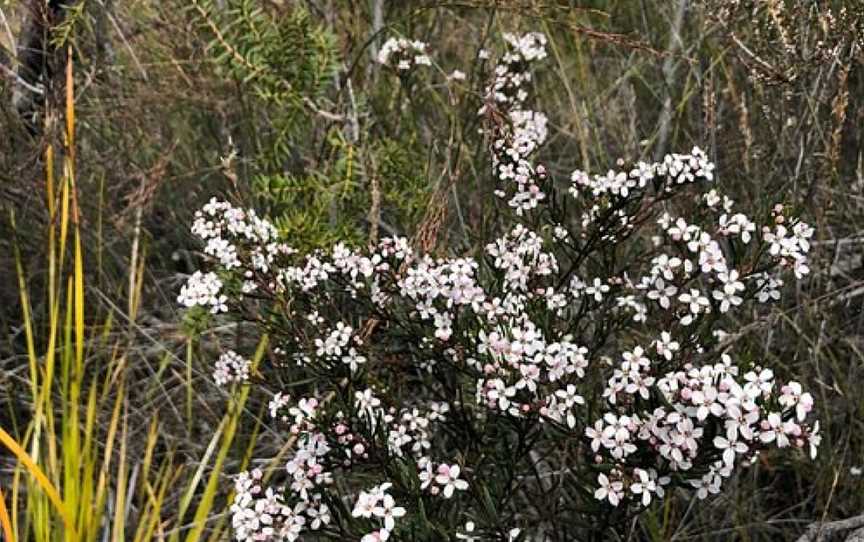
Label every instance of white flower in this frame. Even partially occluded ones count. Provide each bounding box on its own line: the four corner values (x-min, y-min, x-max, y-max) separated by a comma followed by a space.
355, 389, 382, 429
372, 494, 406, 531
713, 434, 748, 466
647, 277, 677, 309
808, 421, 821, 459
630, 468, 663, 507
306, 501, 331, 530
342, 347, 367, 372
712, 276, 744, 313
554, 385, 585, 427
418, 457, 435, 490
585, 278, 610, 302
655, 332, 680, 361
434, 464, 469, 498
756, 275, 783, 303
594, 473, 623, 506
585, 420, 605, 452
622, 346, 650, 369
744, 368, 774, 397
315, 323, 353, 358
690, 472, 722, 500
678, 288, 710, 325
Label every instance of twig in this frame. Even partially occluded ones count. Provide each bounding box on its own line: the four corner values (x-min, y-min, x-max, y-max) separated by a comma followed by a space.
795, 514, 864, 542
0, 62, 45, 95
730, 32, 791, 84
93, 0, 148, 80
368, 158, 381, 246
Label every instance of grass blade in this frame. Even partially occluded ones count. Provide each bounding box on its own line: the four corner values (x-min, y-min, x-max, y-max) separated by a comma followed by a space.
0, 485, 14, 542
0, 427, 77, 538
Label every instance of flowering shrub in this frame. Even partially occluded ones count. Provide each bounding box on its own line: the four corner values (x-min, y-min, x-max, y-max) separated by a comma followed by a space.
179, 31, 820, 540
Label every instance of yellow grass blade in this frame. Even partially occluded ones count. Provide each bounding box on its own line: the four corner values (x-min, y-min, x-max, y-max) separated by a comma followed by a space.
135, 463, 179, 542
62, 280, 81, 542
65, 46, 75, 158
0, 485, 14, 542
46, 144, 56, 330
11, 211, 38, 401
93, 378, 124, 534
111, 403, 128, 542
73, 231, 84, 368
186, 339, 193, 432
0, 427, 77, 538
58, 161, 70, 274
78, 384, 98, 538
11, 457, 21, 539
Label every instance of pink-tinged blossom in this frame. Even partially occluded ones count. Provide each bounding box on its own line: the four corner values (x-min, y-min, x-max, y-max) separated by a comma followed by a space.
435, 464, 469, 498
213, 351, 251, 387
594, 472, 624, 506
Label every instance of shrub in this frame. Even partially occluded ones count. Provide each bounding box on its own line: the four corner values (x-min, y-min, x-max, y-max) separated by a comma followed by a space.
178, 31, 820, 541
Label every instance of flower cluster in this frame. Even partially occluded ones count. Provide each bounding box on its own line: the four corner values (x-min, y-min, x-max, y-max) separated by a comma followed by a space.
377, 38, 431, 71
417, 459, 470, 498
352, 482, 407, 539
178, 197, 294, 309
385, 402, 449, 458
179, 31, 821, 541
177, 271, 226, 313
480, 32, 549, 214
764, 212, 814, 278
313, 322, 367, 372
230, 468, 330, 542
231, 419, 334, 541
589, 355, 819, 507
213, 350, 251, 386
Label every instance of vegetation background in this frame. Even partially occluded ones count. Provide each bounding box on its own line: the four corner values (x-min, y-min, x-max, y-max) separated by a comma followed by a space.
0, 0, 861, 540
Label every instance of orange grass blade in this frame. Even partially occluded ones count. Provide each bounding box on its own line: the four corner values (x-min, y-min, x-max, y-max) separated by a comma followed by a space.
0, 427, 77, 538
0, 485, 14, 542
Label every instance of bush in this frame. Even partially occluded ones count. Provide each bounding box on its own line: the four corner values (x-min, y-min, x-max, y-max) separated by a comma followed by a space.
179, 31, 820, 541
